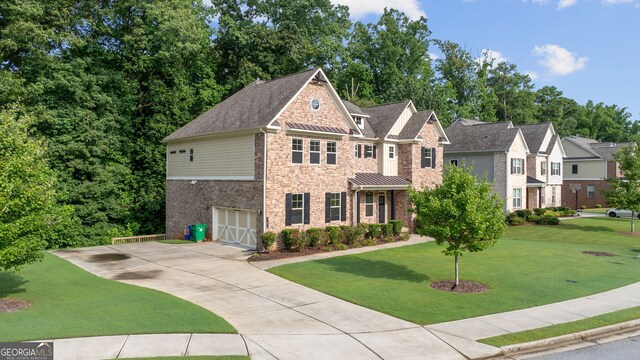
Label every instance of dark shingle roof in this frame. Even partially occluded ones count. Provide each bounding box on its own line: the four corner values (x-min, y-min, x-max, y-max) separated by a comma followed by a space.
398, 111, 434, 139
590, 142, 634, 160
362, 100, 411, 139
342, 100, 366, 115
163, 68, 318, 142
444, 121, 520, 153
527, 176, 545, 185
545, 135, 558, 155
513, 123, 551, 153
349, 173, 409, 187
287, 122, 348, 134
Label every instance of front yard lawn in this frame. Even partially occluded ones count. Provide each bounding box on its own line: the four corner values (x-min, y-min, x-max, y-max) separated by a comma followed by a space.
269, 217, 640, 325
0, 253, 236, 341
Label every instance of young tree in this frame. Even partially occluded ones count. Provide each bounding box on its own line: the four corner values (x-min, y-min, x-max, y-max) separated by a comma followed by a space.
410, 164, 506, 288
604, 145, 640, 233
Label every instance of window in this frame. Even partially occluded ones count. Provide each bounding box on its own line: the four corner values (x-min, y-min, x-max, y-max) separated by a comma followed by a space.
354, 117, 364, 129
178, 149, 186, 153
541, 161, 546, 176
587, 185, 595, 198
388, 145, 395, 159
365, 192, 374, 217
310, 140, 320, 164
541, 189, 545, 206
551, 187, 557, 205
513, 188, 522, 208
511, 158, 523, 175
326, 141, 337, 165
189, 149, 194, 162
291, 194, 304, 224
551, 162, 561, 176
450, 159, 458, 167
572, 164, 578, 174
364, 144, 373, 158
354, 144, 359, 158
169, 150, 177, 154
311, 98, 320, 110
291, 138, 303, 163
421, 147, 435, 168
330, 193, 341, 221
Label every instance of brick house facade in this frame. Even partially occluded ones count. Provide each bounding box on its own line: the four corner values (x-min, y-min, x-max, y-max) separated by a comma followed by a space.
163, 68, 449, 249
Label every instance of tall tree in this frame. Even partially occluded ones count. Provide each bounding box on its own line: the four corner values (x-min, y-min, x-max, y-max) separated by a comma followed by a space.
488, 62, 536, 123
604, 145, 640, 232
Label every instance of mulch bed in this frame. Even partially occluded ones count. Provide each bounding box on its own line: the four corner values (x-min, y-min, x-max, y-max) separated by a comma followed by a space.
430, 280, 487, 293
247, 238, 400, 262
582, 250, 616, 257
0, 299, 31, 313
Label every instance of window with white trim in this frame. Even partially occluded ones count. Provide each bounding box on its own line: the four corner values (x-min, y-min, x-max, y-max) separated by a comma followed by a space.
354, 117, 364, 129
365, 192, 374, 217
513, 188, 522, 208
551, 187, 557, 205
364, 144, 373, 158
541, 189, 545, 206
587, 185, 595, 198
511, 158, 523, 175
388, 145, 395, 159
551, 162, 561, 176
572, 164, 578, 174
326, 141, 337, 165
291, 193, 304, 225
310, 140, 320, 164
541, 161, 547, 176
330, 193, 341, 221
354, 144, 358, 158
291, 138, 303, 164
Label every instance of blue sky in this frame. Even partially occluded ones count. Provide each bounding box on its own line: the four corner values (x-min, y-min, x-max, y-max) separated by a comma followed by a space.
332, 0, 639, 119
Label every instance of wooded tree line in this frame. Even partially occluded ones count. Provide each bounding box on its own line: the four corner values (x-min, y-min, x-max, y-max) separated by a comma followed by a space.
1, 0, 637, 247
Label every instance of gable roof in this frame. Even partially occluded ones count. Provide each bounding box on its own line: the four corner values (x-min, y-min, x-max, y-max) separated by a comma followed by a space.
362, 100, 412, 139
398, 111, 434, 139
342, 100, 368, 117
513, 123, 551, 153
590, 142, 635, 161
444, 121, 523, 153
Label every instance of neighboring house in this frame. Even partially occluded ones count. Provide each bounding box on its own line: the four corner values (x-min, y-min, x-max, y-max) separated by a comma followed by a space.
513, 123, 566, 209
163, 68, 449, 249
443, 119, 530, 212
561, 136, 632, 209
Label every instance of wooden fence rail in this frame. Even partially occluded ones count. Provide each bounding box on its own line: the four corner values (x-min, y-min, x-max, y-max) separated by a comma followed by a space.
111, 234, 166, 245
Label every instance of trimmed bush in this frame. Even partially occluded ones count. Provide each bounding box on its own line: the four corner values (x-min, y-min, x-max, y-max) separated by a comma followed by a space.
514, 209, 533, 219
382, 223, 394, 237
399, 233, 410, 241
509, 217, 526, 226
260, 231, 276, 251
388, 220, 404, 235
325, 226, 344, 245
344, 225, 366, 247
533, 208, 545, 216
363, 238, 377, 247
528, 215, 541, 223
580, 205, 588, 209
280, 229, 304, 251
595, 204, 602, 208
365, 224, 381, 239
535, 215, 560, 225
306, 228, 325, 248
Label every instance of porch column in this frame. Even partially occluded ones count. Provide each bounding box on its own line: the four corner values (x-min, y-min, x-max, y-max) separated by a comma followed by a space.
356, 191, 361, 224
390, 190, 396, 220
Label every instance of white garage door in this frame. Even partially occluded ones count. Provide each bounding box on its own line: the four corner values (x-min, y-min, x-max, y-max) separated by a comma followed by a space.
214, 208, 257, 248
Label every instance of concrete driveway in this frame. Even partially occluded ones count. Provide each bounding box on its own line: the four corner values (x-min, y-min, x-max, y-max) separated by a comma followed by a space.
55, 241, 479, 360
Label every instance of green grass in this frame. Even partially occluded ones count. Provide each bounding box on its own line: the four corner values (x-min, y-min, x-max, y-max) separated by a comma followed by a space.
0, 253, 236, 341
157, 239, 193, 244
479, 306, 640, 347
269, 217, 640, 325
111, 357, 249, 360
582, 208, 609, 214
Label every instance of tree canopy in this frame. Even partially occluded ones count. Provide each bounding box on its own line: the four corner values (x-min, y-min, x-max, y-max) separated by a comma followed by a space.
604, 145, 640, 232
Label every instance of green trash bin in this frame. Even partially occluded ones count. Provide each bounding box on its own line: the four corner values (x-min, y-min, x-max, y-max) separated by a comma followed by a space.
193, 223, 207, 242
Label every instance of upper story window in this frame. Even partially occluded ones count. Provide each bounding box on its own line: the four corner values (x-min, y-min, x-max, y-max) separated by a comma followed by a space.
388, 145, 395, 159
326, 141, 337, 165
354, 117, 365, 129
541, 161, 547, 176
354, 144, 359, 158
189, 149, 194, 162
551, 162, 561, 176
309, 140, 321, 164
450, 159, 458, 167
572, 164, 578, 174
291, 138, 303, 164
421, 147, 435, 168
510, 158, 523, 175
311, 98, 320, 110
364, 144, 374, 158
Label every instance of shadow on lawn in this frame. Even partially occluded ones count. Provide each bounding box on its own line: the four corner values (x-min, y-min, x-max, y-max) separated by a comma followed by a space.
0, 272, 28, 297
559, 223, 612, 233
315, 257, 428, 283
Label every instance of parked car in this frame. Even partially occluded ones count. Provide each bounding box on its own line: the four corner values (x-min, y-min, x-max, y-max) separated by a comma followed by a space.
606, 208, 640, 219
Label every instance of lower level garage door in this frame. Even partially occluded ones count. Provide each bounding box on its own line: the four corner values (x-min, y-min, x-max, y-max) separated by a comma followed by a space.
214, 208, 257, 248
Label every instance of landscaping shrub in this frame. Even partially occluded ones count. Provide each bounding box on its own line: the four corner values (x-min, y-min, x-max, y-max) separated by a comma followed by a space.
580, 205, 587, 209
383, 235, 396, 243
534, 215, 560, 225
344, 225, 366, 247
365, 224, 382, 239
595, 204, 602, 208
543, 209, 556, 217
260, 232, 276, 251
280, 229, 304, 251
508, 217, 526, 226
325, 226, 344, 245
388, 220, 404, 235
363, 238, 377, 247
514, 209, 532, 219
382, 223, 394, 237
399, 233, 410, 241
528, 215, 541, 223
306, 228, 325, 248
533, 208, 545, 216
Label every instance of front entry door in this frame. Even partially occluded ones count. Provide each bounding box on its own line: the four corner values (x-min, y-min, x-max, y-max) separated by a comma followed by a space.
378, 194, 386, 224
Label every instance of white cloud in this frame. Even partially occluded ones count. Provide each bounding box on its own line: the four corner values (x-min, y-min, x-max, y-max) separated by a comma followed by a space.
428, 52, 439, 61
532, 44, 588, 76
331, 0, 427, 20
557, 0, 578, 9
525, 71, 539, 81
602, 0, 635, 4
476, 49, 508, 68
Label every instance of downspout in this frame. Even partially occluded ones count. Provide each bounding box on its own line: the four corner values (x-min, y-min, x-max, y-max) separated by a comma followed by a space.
259, 128, 268, 241
505, 151, 509, 212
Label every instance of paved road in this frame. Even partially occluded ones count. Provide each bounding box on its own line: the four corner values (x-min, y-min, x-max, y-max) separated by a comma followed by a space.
530, 336, 640, 360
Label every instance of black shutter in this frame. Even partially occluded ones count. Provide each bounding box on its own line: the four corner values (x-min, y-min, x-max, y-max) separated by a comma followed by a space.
303, 193, 310, 224
325, 193, 331, 223
285, 193, 292, 226
340, 192, 347, 221
431, 148, 437, 169
510, 159, 514, 174
356, 192, 361, 224
357, 144, 362, 158
390, 190, 395, 220
373, 145, 377, 159
421, 147, 427, 168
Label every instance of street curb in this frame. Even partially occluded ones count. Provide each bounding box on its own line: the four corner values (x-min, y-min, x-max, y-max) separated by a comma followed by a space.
494, 318, 640, 358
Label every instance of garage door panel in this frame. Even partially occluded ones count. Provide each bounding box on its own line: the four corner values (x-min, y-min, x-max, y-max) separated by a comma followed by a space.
214, 208, 257, 249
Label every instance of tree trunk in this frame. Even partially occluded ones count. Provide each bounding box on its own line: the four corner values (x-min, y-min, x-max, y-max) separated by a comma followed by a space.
452, 254, 459, 289
632, 211, 635, 233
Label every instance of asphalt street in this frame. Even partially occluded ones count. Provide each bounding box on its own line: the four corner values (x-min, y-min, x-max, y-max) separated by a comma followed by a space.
531, 336, 640, 360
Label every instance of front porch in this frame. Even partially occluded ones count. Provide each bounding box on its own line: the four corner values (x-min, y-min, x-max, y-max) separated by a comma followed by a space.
349, 173, 413, 229
526, 176, 545, 209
